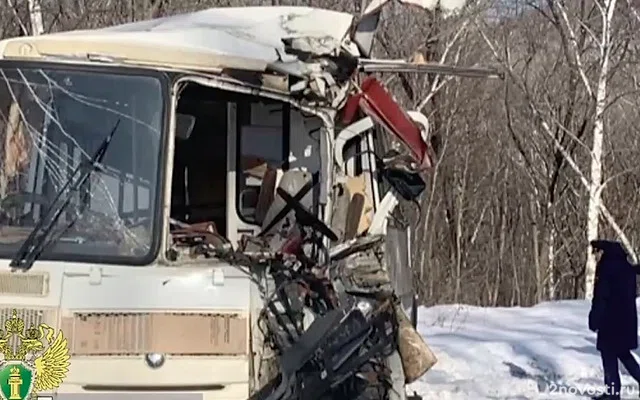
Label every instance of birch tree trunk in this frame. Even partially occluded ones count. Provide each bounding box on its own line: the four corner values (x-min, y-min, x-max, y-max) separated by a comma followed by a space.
547, 219, 556, 300
27, 0, 44, 36
584, 0, 618, 300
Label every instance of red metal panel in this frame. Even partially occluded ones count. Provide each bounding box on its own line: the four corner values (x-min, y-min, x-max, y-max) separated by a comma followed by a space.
343, 77, 432, 169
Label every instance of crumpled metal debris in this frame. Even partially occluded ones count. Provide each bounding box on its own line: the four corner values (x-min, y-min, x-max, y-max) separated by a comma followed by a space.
168, 167, 436, 400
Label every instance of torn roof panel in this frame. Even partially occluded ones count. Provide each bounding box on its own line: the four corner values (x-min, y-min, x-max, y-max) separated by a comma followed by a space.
0, 6, 356, 72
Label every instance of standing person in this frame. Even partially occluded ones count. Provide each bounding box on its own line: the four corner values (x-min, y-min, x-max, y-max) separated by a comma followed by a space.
589, 240, 640, 399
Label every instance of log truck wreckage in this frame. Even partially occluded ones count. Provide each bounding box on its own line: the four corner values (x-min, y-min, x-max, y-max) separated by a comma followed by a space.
0, 1, 502, 399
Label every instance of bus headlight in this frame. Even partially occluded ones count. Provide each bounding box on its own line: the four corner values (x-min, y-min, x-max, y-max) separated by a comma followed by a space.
144, 353, 166, 369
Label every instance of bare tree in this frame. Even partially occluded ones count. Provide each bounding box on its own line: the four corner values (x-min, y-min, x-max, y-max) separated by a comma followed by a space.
27, 0, 43, 35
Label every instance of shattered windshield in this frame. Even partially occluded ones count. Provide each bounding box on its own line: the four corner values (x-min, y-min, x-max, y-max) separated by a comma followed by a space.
0, 65, 163, 263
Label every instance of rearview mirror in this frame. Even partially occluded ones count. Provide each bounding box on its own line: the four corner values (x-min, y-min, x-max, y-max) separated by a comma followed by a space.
175, 113, 196, 140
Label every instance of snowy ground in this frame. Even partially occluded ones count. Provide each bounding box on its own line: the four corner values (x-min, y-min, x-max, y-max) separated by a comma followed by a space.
410, 299, 640, 399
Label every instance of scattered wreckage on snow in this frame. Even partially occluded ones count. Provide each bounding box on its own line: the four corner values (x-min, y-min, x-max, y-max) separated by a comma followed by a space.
0, 2, 501, 400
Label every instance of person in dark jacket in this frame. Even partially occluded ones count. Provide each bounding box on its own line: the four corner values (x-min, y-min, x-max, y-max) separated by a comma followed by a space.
589, 239, 640, 399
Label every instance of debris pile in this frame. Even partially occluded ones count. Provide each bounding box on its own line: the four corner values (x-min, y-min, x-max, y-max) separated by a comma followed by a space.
166, 129, 437, 400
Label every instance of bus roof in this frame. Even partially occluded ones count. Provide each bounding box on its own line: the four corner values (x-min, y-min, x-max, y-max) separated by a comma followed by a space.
0, 6, 356, 73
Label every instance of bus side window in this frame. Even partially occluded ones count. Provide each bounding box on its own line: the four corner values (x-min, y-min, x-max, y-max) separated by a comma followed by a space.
342, 136, 364, 177
371, 126, 391, 197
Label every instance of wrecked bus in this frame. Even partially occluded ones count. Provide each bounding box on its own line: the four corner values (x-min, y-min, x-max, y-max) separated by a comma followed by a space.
0, 3, 500, 400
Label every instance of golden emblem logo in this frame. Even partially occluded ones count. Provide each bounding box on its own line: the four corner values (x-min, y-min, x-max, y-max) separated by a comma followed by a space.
0, 310, 69, 400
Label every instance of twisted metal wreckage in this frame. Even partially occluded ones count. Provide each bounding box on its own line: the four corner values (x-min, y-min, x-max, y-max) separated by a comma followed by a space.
167, 4, 503, 398
0, 1, 502, 399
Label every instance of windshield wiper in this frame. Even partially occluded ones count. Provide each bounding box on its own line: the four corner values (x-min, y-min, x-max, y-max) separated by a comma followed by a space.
9, 120, 121, 271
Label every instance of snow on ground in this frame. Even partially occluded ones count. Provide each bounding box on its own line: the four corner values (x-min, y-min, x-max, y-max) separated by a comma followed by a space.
410, 299, 640, 399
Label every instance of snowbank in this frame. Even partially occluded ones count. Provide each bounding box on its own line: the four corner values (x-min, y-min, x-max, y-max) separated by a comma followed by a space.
411, 299, 640, 399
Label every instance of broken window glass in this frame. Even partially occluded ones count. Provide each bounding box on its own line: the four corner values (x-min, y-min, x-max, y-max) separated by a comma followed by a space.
0, 66, 163, 263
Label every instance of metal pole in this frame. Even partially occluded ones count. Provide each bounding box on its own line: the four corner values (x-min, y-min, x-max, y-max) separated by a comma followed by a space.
411, 293, 418, 328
